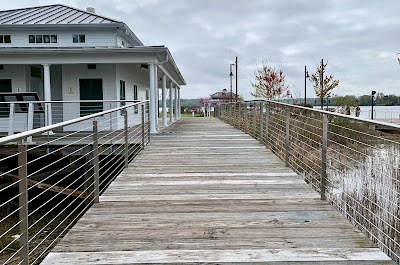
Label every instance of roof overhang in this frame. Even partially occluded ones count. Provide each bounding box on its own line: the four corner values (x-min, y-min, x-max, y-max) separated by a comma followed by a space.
0, 47, 185, 86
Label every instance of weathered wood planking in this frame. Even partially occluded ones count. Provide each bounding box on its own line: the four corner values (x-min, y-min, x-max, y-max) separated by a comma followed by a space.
41, 117, 394, 264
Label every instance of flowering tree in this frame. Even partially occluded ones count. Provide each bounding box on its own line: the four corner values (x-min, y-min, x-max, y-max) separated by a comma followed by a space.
197, 97, 210, 106
310, 60, 340, 109
251, 60, 289, 100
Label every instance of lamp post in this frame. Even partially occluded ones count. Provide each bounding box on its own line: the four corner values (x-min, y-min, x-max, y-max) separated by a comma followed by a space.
304, 66, 309, 105
230, 63, 235, 102
235, 56, 238, 101
371, 90, 376, 120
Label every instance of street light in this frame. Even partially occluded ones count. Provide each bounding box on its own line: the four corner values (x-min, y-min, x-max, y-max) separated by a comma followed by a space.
229, 63, 235, 102
371, 90, 376, 120
235, 57, 238, 102
304, 66, 309, 105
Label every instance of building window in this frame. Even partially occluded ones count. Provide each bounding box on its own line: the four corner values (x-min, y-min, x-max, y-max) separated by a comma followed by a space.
0, 35, 11, 44
29, 35, 57, 44
120, 80, 126, 115
73, 34, 86, 43
134, 85, 138, 114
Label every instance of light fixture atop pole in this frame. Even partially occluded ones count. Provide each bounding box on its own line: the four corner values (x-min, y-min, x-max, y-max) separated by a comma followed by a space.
304, 66, 309, 105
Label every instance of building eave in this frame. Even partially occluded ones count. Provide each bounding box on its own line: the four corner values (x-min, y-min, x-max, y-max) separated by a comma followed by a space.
0, 47, 185, 86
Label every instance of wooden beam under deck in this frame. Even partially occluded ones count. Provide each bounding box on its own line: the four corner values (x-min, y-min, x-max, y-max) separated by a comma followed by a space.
41, 117, 395, 264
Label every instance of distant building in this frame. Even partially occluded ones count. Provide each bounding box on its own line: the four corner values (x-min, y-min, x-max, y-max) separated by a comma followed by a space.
210, 90, 238, 102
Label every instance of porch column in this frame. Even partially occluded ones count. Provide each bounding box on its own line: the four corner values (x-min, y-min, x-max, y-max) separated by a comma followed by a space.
162, 75, 167, 127
154, 64, 160, 132
178, 88, 181, 119
42, 64, 52, 127
149, 63, 157, 133
174, 86, 178, 121
169, 82, 174, 123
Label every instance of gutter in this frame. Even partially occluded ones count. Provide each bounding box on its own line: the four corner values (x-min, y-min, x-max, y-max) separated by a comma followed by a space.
157, 52, 169, 65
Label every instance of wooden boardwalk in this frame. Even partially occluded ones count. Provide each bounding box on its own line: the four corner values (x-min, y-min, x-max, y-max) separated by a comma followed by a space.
41, 117, 394, 264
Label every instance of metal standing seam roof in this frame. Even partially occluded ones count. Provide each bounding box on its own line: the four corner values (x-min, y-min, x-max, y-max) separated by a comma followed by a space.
0, 4, 121, 25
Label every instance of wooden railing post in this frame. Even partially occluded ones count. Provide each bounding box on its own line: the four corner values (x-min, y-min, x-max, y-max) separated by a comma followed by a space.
259, 102, 264, 144
231, 103, 235, 126
244, 103, 248, 134
18, 142, 29, 265
321, 114, 328, 200
233, 103, 236, 128
237, 103, 241, 130
265, 102, 269, 148
285, 108, 290, 167
124, 110, 129, 168
142, 104, 145, 150
253, 103, 257, 138
93, 120, 99, 203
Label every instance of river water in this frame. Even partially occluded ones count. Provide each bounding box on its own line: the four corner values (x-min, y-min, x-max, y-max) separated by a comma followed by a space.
358, 106, 400, 121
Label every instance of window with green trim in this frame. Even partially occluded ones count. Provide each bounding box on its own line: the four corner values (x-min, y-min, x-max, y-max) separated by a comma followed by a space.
0, 35, 11, 44
120, 80, 126, 115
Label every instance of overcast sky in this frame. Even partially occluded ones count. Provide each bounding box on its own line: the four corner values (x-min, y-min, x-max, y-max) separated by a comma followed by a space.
4, 0, 400, 99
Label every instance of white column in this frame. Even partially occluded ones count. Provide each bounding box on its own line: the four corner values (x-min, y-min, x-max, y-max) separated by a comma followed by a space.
178, 88, 181, 119
8, 103, 14, 135
169, 82, 174, 123
42, 64, 52, 127
162, 75, 167, 127
154, 67, 159, 131
174, 87, 178, 121
149, 63, 157, 133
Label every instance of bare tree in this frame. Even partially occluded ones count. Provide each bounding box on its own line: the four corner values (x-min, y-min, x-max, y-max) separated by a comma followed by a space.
251, 60, 289, 100
309, 60, 340, 109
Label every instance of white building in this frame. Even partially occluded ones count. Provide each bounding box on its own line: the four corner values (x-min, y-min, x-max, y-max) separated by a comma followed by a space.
0, 4, 185, 133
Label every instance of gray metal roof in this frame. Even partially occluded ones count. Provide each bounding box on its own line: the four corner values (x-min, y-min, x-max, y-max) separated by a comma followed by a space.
0, 4, 121, 25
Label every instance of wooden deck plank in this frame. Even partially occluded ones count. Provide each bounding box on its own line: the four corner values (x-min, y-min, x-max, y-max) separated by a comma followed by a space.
41, 117, 394, 264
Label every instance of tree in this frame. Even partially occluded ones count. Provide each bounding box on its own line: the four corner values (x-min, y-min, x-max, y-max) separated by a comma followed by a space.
197, 97, 210, 106
309, 60, 340, 109
251, 60, 289, 100
333, 95, 358, 114
358, 95, 371, 106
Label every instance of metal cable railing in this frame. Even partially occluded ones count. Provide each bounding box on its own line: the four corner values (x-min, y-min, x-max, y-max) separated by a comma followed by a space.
218, 100, 400, 263
0, 100, 150, 265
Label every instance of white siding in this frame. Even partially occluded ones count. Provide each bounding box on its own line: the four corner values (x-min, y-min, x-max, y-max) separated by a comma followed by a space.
62, 63, 116, 131
8, 29, 116, 48
115, 64, 149, 128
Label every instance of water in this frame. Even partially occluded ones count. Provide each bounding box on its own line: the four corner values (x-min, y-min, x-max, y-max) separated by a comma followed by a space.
358, 106, 400, 121
324, 105, 400, 122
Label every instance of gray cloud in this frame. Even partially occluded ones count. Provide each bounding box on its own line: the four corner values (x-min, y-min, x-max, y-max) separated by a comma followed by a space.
3, 0, 400, 99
